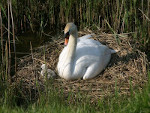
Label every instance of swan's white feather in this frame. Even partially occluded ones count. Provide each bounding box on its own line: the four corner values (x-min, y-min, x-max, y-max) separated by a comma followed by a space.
57, 37, 115, 80
79, 34, 93, 40
57, 23, 117, 80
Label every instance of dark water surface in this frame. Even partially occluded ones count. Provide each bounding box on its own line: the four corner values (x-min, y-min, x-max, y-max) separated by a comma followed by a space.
15, 28, 62, 57
9, 29, 62, 75
16, 32, 51, 57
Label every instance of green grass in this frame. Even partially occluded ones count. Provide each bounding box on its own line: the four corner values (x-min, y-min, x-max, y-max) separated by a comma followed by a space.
0, 72, 150, 113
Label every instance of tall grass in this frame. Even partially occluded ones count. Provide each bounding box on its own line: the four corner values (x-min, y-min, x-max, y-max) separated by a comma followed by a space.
0, 0, 149, 51
0, 72, 149, 112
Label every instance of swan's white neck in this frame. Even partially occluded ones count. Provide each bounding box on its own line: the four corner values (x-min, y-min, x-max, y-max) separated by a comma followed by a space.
65, 33, 77, 76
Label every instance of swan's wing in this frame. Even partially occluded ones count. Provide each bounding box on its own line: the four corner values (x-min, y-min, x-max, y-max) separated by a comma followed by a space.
78, 34, 102, 46
79, 34, 93, 40
78, 38, 102, 46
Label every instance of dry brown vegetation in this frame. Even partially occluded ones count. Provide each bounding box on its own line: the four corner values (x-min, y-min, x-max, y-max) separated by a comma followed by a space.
12, 29, 148, 103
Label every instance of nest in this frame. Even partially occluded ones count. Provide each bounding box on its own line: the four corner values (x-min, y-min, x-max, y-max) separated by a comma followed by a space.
12, 29, 148, 103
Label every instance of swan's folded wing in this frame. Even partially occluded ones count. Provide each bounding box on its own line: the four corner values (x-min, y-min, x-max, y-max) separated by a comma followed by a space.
78, 34, 103, 46
79, 34, 93, 40
78, 38, 102, 47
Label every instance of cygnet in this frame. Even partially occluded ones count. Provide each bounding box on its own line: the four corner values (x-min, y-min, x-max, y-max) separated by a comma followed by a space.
41, 64, 56, 79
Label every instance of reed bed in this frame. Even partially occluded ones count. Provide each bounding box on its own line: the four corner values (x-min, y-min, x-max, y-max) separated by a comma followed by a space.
0, 0, 150, 46
0, 0, 150, 54
0, 0, 150, 64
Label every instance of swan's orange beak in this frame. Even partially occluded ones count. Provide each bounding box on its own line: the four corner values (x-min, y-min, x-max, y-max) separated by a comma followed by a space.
64, 38, 69, 45
64, 31, 70, 45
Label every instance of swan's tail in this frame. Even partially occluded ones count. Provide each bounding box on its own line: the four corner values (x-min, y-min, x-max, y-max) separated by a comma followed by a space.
110, 49, 119, 54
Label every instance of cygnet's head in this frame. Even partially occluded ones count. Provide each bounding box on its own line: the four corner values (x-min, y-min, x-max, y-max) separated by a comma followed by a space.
64, 23, 78, 45
41, 64, 47, 70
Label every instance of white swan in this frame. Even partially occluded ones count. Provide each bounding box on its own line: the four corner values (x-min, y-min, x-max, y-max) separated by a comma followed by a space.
57, 23, 117, 80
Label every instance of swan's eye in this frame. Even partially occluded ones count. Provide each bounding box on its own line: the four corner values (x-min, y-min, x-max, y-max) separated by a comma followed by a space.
64, 31, 70, 39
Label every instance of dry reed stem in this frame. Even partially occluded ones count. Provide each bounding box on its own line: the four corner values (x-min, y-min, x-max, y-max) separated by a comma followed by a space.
0, 8, 3, 62
7, 0, 11, 78
10, 0, 17, 74
5, 41, 8, 80
138, 8, 150, 22
0, 8, 4, 79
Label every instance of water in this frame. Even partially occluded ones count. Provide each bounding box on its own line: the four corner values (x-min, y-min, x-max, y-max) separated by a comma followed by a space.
15, 32, 52, 57
10, 30, 59, 75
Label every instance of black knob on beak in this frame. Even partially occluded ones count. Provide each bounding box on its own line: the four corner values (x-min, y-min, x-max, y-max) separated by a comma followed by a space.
64, 31, 70, 39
